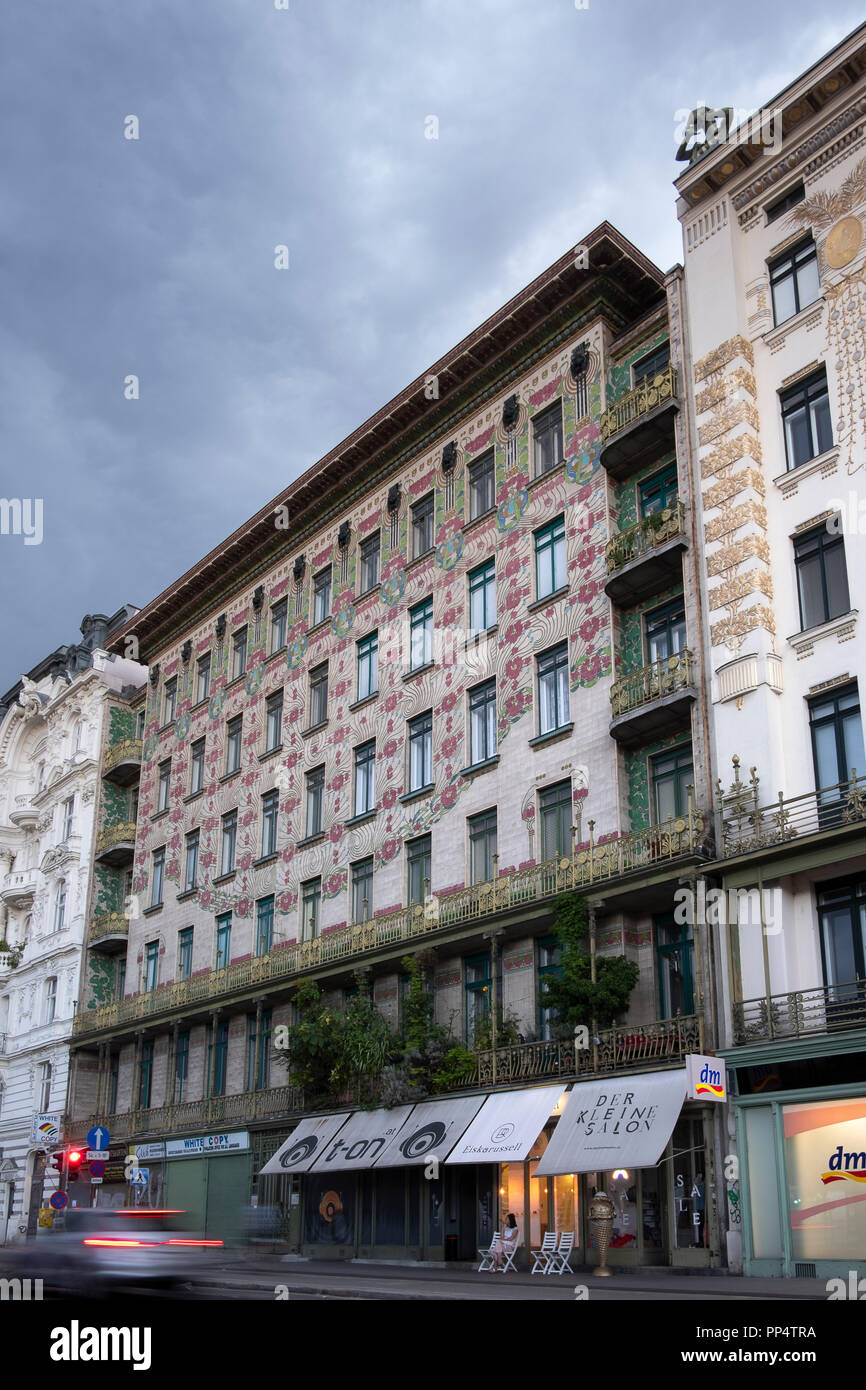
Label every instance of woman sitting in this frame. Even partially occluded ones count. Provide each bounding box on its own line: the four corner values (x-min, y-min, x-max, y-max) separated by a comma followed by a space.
490, 1213, 520, 1271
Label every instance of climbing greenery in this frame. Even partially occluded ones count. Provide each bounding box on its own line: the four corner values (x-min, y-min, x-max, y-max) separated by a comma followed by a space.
540, 894, 639, 1034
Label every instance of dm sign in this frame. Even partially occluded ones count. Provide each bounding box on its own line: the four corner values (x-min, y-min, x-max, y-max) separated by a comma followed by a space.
686, 1054, 726, 1103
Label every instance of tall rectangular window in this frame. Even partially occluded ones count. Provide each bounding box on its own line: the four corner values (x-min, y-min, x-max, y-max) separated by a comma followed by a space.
163, 678, 177, 727
354, 740, 376, 816
533, 401, 563, 476
175, 1030, 189, 1101
409, 597, 434, 670
62, 796, 74, 840
196, 655, 211, 704
270, 598, 287, 654
261, 789, 279, 858
209, 1021, 229, 1097
313, 568, 332, 625
645, 601, 687, 662
215, 912, 232, 971
408, 711, 433, 792
465, 954, 492, 1046
468, 449, 495, 519
256, 895, 274, 956
781, 369, 833, 471
468, 559, 496, 632
534, 516, 566, 599
639, 463, 679, 517
469, 809, 497, 885
360, 532, 380, 592
247, 1009, 273, 1091
305, 766, 324, 837
357, 631, 378, 700
794, 526, 850, 630
116, 960, 126, 1002
185, 830, 199, 891
38, 1061, 52, 1112
151, 849, 165, 907
157, 759, 171, 812
537, 643, 569, 734
178, 926, 194, 981
232, 627, 248, 680
145, 940, 159, 993
407, 834, 432, 906
190, 738, 205, 795
265, 690, 283, 751
44, 976, 57, 1024
818, 877, 866, 995
651, 745, 694, 823
412, 493, 435, 557
770, 237, 820, 325
633, 342, 670, 385
809, 685, 864, 797
469, 680, 497, 764
539, 781, 572, 861
351, 857, 374, 923
538, 937, 563, 1040
226, 715, 243, 774
301, 878, 321, 941
138, 1040, 154, 1108
309, 662, 329, 727
221, 809, 237, 875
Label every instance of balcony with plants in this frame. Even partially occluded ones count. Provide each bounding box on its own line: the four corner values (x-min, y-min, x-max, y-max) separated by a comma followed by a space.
604, 500, 688, 605
600, 363, 679, 481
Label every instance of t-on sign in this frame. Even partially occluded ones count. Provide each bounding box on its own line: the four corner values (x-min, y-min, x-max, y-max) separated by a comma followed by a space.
685, 1054, 726, 1102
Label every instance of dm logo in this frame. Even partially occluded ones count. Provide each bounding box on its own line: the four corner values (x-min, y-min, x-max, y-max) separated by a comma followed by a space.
279, 1135, 318, 1168
695, 1062, 726, 1100
490, 1122, 516, 1144
821, 1146, 866, 1186
399, 1122, 447, 1160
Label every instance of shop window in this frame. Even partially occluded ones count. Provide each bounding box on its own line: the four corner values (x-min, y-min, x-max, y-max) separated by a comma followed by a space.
670, 1115, 708, 1250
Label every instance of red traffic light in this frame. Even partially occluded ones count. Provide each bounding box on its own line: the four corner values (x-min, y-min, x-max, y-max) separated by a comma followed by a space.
68, 1150, 83, 1164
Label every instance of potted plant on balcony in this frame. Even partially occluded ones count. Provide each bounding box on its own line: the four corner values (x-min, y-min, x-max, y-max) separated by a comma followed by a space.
381, 954, 476, 1103
540, 894, 639, 1037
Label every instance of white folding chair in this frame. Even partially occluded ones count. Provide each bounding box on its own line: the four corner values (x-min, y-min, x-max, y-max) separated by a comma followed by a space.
477, 1232, 501, 1272
547, 1230, 575, 1275
531, 1231, 557, 1274
499, 1235, 521, 1273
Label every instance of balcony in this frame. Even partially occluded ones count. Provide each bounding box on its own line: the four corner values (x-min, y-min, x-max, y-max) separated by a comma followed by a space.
94, 821, 136, 868
0, 951, 20, 980
604, 502, 688, 605
733, 980, 866, 1045
609, 649, 697, 746
88, 1084, 303, 1140
0, 866, 39, 908
719, 761, 866, 858
102, 738, 142, 788
72, 805, 708, 1038
8, 795, 38, 829
88, 912, 130, 952
600, 364, 680, 481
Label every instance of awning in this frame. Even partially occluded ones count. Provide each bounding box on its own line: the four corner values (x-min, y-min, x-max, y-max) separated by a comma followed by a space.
308, 1105, 414, 1172
373, 1096, 485, 1168
446, 1085, 567, 1165
535, 1070, 687, 1176
258, 1112, 352, 1175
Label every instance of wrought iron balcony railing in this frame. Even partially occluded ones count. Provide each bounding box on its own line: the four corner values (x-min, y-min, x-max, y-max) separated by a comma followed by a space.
718, 758, 866, 856
733, 980, 866, 1044
600, 363, 677, 443
610, 649, 695, 718
72, 806, 708, 1036
88, 912, 130, 945
103, 738, 142, 777
95, 822, 137, 857
605, 501, 686, 574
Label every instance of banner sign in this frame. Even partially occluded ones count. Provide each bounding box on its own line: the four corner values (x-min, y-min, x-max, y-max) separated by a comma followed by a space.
536, 1071, 687, 1175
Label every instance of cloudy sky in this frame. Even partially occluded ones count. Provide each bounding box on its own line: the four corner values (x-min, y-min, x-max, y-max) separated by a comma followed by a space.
1, 0, 861, 680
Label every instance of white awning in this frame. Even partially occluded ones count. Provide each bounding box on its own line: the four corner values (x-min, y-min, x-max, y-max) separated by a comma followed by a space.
258, 1112, 352, 1175
308, 1105, 415, 1172
373, 1097, 486, 1168
535, 1070, 687, 1176
445, 1085, 567, 1165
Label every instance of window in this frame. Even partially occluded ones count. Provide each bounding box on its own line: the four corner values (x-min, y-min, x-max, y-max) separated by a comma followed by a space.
163, 678, 177, 726
73, 720, 84, 752
178, 926, 193, 981
151, 849, 165, 907
468, 449, 495, 520
139, 1040, 154, 1108
44, 976, 57, 1024
469, 559, 496, 632
469, 680, 497, 764
175, 1030, 190, 1102
651, 745, 694, 823
360, 532, 380, 592
226, 715, 243, 774
107, 1055, 118, 1112
220, 810, 237, 875
468, 809, 497, 885
185, 830, 199, 891
766, 181, 804, 223
770, 237, 820, 325
645, 601, 687, 662
357, 631, 378, 700
351, 857, 374, 923
408, 711, 433, 792
116, 959, 126, 1002
190, 738, 205, 795
265, 690, 283, 751
247, 1009, 273, 1091
208, 1021, 229, 1098
38, 1061, 52, 1112
407, 834, 432, 907
53, 880, 67, 931
301, 878, 321, 941
309, 662, 329, 727
409, 597, 434, 670
537, 643, 569, 735
534, 516, 566, 600
261, 789, 279, 858
465, 954, 492, 1046
537, 937, 563, 1040
215, 912, 232, 971
256, 896, 274, 957
818, 877, 866, 997
270, 598, 287, 654
145, 940, 159, 993
354, 740, 376, 816
794, 526, 850, 630
196, 655, 211, 704
539, 781, 572, 861
639, 463, 679, 517
809, 685, 864, 804
656, 914, 695, 1018
157, 758, 171, 812
61, 796, 74, 841
533, 401, 563, 477
136, 709, 145, 738
305, 766, 324, 838
633, 342, 670, 385
232, 627, 248, 680
131, 788, 140, 822
411, 492, 434, 557
313, 568, 332, 625
781, 369, 833, 470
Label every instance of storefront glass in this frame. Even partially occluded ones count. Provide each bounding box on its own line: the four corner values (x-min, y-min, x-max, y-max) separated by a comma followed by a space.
744, 1105, 783, 1259
784, 1097, 866, 1262
670, 1116, 708, 1249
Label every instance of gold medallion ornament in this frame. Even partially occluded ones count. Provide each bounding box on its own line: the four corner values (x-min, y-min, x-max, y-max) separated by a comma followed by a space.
824, 215, 864, 269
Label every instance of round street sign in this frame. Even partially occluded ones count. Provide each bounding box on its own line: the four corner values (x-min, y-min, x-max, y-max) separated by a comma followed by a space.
49, 1191, 68, 1210
90, 1160, 106, 1178
86, 1126, 110, 1151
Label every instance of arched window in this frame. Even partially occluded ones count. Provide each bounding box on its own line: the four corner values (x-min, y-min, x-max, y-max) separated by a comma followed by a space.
53, 881, 67, 932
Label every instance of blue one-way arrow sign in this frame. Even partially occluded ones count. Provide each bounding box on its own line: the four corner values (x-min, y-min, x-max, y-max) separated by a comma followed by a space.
86, 1126, 110, 1152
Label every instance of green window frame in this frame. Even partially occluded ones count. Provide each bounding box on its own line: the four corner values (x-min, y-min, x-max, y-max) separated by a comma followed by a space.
256, 895, 274, 956
534, 516, 566, 600
464, 953, 492, 1046
644, 599, 686, 663
650, 744, 693, 824
178, 926, 193, 981
407, 834, 431, 906
537, 935, 563, 1040
468, 809, 497, 885
215, 912, 232, 971
468, 559, 496, 632
656, 913, 695, 1019
409, 597, 434, 670
639, 463, 679, 517
357, 631, 378, 700
539, 780, 572, 861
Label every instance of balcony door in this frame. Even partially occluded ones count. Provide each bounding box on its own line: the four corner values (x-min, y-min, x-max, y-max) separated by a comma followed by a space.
656, 914, 695, 1019
809, 685, 864, 826
818, 878, 866, 1016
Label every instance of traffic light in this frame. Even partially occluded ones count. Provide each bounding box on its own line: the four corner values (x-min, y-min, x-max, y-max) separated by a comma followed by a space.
67, 1149, 84, 1179
50, 1150, 65, 1174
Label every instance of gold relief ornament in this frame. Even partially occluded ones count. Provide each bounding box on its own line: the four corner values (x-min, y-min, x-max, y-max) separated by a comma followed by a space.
824, 215, 863, 269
